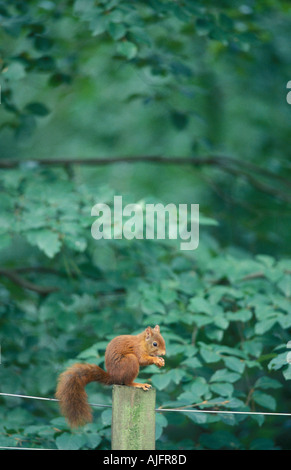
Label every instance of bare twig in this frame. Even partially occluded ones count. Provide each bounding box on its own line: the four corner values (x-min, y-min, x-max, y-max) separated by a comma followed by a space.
239, 269, 291, 282
1, 154, 290, 203
0, 155, 216, 168
0, 268, 59, 295
0, 265, 127, 296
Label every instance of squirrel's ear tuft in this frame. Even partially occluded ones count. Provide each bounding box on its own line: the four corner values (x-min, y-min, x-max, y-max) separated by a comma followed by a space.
154, 325, 160, 333
145, 326, 152, 339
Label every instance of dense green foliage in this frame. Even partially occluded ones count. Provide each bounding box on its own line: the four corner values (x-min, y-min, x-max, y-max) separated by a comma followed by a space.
0, 0, 291, 450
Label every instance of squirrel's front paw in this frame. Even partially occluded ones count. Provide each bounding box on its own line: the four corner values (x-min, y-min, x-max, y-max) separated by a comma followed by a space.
154, 357, 165, 368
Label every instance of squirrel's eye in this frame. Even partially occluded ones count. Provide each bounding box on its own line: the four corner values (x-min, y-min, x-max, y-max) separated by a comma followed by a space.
153, 341, 157, 347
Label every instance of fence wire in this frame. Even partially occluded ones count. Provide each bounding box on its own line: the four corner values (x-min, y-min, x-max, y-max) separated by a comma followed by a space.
1, 392, 291, 416
0, 391, 290, 450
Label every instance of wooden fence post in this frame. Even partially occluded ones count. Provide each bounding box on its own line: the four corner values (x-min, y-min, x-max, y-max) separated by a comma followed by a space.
111, 385, 156, 450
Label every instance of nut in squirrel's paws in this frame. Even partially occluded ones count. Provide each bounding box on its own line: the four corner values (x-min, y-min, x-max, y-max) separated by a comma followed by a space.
155, 357, 165, 368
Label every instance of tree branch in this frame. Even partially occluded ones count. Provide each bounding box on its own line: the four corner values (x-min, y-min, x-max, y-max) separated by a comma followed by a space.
0, 268, 59, 295
0, 266, 127, 296
0, 155, 218, 168
1, 155, 290, 202
239, 269, 291, 282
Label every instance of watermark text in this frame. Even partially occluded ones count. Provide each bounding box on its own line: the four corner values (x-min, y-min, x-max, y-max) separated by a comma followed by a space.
91, 196, 199, 251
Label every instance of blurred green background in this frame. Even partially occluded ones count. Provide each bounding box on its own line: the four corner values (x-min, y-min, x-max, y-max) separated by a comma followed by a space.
0, 0, 291, 450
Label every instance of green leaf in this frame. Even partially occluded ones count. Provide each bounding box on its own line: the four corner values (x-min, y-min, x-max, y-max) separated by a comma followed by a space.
200, 346, 221, 363
278, 313, 291, 329
108, 22, 126, 40
210, 369, 241, 383
185, 410, 208, 424
254, 376, 282, 390
155, 413, 168, 440
77, 344, 99, 359
195, 17, 215, 37
199, 431, 240, 450
116, 41, 138, 59
283, 364, 291, 380
0, 234, 11, 251
49, 72, 72, 87
210, 382, 234, 397
182, 356, 202, 369
84, 433, 101, 449
56, 433, 87, 450
226, 309, 252, 322
25, 102, 50, 116
198, 215, 219, 226
26, 229, 61, 258
252, 391, 276, 411
37, 367, 56, 394
242, 340, 263, 358
204, 325, 224, 342
16, 114, 37, 140
90, 15, 107, 36
223, 356, 245, 374
192, 314, 212, 327
35, 55, 56, 71
170, 111, 189, 130
255, 318, 277, 335
188, 297, 213, 315
277, 275, 291, 297
268, 352, 287, 371
34, 35, 53, 51
165, 368, 186, 385
250, 438, 279, 450
177, 390, 202, 405
151, 373, 171, 391
141, 298, 165, 315
101, 408, 112, 427
208, 286, 243, 303
159, 287, 177, 305
3, 62, 26, 81
0, 435, 17, 447
74, 0, 95, 15
213, 315, 229, 330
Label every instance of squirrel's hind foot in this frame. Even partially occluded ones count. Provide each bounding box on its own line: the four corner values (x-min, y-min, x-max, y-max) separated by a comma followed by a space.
129, 382, 152, 391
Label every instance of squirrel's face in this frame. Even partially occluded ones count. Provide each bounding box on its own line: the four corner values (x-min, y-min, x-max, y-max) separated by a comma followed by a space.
145, 325, 166, 357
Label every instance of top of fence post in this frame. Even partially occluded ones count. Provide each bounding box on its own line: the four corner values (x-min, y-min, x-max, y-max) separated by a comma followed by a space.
111, 385, 156, 450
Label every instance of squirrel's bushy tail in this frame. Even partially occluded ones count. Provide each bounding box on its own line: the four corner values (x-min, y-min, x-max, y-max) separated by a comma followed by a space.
56, 363, 111, 428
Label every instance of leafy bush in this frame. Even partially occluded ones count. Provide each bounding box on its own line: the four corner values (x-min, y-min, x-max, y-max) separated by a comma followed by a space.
0, 168, 290, 449
0, 0, 291, 451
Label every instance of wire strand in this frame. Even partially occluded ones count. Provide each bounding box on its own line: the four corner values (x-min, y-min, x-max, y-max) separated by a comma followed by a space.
0, 392, 112, 408
1, 392, 291, 450
0, 446, 52, 450
1, 392, 291, 416
156, 407, 291, 417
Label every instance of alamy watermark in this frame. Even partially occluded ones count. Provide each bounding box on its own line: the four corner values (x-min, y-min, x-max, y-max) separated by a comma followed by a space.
91, 196, 199, 251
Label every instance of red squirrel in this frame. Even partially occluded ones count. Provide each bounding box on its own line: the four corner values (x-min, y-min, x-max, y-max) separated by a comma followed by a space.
56, 325, 166, 427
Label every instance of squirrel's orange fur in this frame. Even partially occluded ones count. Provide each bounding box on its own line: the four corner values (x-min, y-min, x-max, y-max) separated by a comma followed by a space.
55, 325, 166, 427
